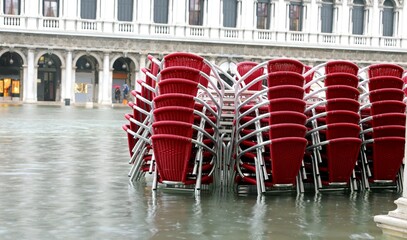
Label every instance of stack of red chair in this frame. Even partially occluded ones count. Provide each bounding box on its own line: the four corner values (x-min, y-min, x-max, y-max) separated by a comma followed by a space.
234, 58, 308, 194
150, 52, 221, 191
359, 63, 405, 190
304, 60, 362, 192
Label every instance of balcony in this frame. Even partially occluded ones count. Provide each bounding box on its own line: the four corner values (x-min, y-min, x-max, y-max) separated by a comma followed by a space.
0, 14, 406, 53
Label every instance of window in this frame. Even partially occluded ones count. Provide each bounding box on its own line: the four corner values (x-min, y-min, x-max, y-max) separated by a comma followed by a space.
321, 0, 333, 33
43, 0, 59, 17
256, 0, 271, 29
81, 0, 97, 19
189, 0, 204, 25
4, 0, 20, 15
154, 0, 169, 23
223, 0, 237, 28
382, 0, 394, 36
352, 0, 364, 35
118, 0, 133, 21
289, 1, 303, 31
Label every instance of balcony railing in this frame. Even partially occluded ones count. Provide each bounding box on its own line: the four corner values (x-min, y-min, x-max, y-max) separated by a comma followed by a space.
41, 18, 60, 29
79, 20, 99, 31
2, 15, 22, 27
0, 14, 406, 52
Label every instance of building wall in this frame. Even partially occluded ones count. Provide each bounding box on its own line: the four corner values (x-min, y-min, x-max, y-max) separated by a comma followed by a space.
0, 0, 406, 104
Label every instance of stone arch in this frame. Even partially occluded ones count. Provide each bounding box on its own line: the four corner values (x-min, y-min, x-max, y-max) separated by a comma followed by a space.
73, 52, 103, 70
110, 53, 139, 71
0, 49, 27, 65
35, 50, 65, 68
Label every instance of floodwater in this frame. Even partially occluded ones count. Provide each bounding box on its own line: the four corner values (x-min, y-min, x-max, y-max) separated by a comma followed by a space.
0, 104, 401, 239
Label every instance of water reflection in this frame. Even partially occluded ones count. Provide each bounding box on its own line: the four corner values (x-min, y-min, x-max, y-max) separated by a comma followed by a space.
0, 105, 401, 239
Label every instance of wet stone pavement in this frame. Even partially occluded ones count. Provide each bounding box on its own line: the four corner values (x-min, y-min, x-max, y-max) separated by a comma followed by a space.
0, 104, 401, 239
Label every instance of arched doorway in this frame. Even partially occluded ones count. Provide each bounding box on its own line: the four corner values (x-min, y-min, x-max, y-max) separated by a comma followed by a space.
75, 55, 98, 103
0, 52, 23, 101
112, 57, 132, 103
37, 54, 62, 101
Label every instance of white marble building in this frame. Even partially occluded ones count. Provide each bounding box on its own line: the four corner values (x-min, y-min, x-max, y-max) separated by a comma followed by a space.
0, 0, 406, 104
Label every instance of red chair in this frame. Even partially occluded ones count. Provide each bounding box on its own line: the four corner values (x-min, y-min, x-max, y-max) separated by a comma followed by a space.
267, 59, 304, 74
367, 88, 405, 103
163, 52, 205, 70
324, 85, 360, 100
269, 123, 307, 139
153, 106, 195, 123
158, 78, 199, 96
267, 72, 305, 87
367, 113, 406, 128
267, 85, 304, 100
367, 63, 404, 78
322, 138, 362, 185
151, 134, 193, 183
153, 93, 196, 109
269, 111, 307, 125
236, 61, 265, 91
310, 98, 360, 114
368, 76, 404, 91
159, 66, 202, 83
152, 121, 194, 138
310, 110, 360, 125
325, 60, 359, 76
363, 125, 405, 138
369, 100, 406, 116
268, 98, 306, 113
366, 137, 405, 182
324, 73, 359, 88
122, 124, 137, 157
269, 137, 308, 185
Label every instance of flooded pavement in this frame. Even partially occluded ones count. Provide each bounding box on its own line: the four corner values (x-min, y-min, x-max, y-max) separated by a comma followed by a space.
0, 104, 400, 239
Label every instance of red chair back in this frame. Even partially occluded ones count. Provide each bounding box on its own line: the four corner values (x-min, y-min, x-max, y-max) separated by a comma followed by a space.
151, 134, 192, 183
368, 63, 404, 78
153, 106, 195, 123
152, 121, 194, 138
326, 138, 361, 183
372, 137, 405, 181
267, 59, 304, 74
325, 61, 359, 76
158, 78, 199, 96
267, 72, 305, 88
269, 137, 307, 185
368, 76, 404, 91
324, 73, 359, 88
267, 85, 304, 100
154, 93, 195, 109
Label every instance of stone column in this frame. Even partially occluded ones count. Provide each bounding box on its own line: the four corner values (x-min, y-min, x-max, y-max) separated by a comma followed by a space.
24, 49, 36, 103
63, 51, 73, 105
99, 53, 112, 105
22, 64, 28, 102
374, 122, 407, 238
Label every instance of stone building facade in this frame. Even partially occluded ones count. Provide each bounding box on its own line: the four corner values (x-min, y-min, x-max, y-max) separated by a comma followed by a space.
0, 0, 406, 105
